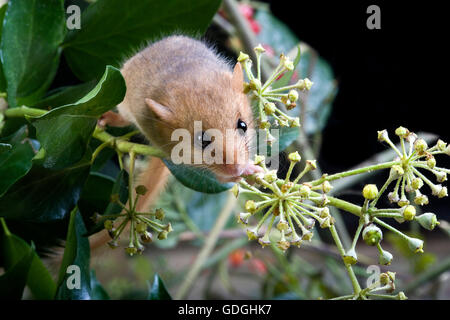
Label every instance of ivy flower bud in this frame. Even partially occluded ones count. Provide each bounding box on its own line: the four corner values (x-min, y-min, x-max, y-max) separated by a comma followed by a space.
414, 139, 428, 153
301, 229, 314, 241
246, 227, 258, 240
389, 165, 404, 179
427, 156, 436, 169
401, 205, 416, 221
237, 52, 249, 62
254, 155, 265, 166
135, 222, 147, 234
254, 44, 266, 53
104, 220, 114, 231
377, 129, 389, 142
238, 212, 251, 225
259, 120, 271, 129
155, 208, 165, 221
411, 177, 423, 190
445, 145, 450, 156
433, 170, 447, 183
431, 184, 445, 197
436, 139, 447, 151
249, 78, 261, 91
107, 240, 119, 249
303, 217, 316, 229
407, 237, 424, 253
231, 184, 240, 198
289, 117, 300, 127
264, 170, 278, 183
157, 230, 168, 240
264, 102, 276, 115
388, 191, 400, 203
258, 235, 271, 248
135, 185, 148, 195
277, 220, 289, 231
281, 182, 294, 193
397, 292, 407, 300
343, 248, 358, 265
296, 78, 313, 90
379, 249, 393, 266
283, 59, 294, 71
319, 216, 332, 228
397, 194, 410, 207
288, 90, 299, 102
306, 160, 317, 171
298, 185, 311, 198
266, 133, 276, 145
286, 102, 297, 110
362, 224, 383, 246
141, 231, 153, 243
415, 212, 439, 231
321, 181, 333, 193
362, 184, 378, 200
414, 193, 429, 206
290, 234, 303, 247
245, 200, 257, 213
318, 207, 330, 218
288, 151, 301, 163
438, 186, 448, 198
395, 126, 409, 138
379, 273, 390, 285
125, 245, 138, 256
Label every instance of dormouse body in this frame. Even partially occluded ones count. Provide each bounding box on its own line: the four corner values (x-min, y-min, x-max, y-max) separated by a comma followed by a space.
114, 35, 260, 182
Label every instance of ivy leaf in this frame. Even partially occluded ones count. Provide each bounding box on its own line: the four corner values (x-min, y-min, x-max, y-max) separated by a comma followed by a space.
31, 65, 126, 169
163, 159, 233, 194
0, 155, 91, 222
89, 270, 109, 300
1, 228, 56, 299
0, 0, 65, 107
0, 126, 35, 197
187, 192, 229, 231
148, 273, 172, 300
62, 0, 222, 81
35, 80, 97, 109
0, 240, 34, 299
55, 208, 91, 300
0, 3, 7, 92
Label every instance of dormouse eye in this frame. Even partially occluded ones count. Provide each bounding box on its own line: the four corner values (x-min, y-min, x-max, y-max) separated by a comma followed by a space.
237, 119, 247, 133
195, 131, 212, 150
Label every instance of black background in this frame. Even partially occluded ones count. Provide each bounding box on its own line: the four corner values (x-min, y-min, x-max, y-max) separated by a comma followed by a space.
263, 0, 450, 222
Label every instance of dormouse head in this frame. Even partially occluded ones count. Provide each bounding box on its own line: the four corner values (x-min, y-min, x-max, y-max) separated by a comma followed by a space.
145, 62, 262, 182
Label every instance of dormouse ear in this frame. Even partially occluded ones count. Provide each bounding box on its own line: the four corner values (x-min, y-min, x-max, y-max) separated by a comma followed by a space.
231, 62, 244, 92
145, 98, 173, 121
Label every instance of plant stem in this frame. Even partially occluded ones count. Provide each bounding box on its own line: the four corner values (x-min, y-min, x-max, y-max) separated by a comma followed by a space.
329, 225, 361, 295
0, 217, 11, 237
174, 193, 237, 299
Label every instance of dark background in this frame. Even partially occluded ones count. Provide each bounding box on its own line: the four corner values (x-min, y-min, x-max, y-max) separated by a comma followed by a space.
263, 0, 450, 221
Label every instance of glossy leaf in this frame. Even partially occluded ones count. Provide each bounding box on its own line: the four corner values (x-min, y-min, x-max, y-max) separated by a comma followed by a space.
0, 126, 35, 197
0, 155, 91, 222
2, 230, 56, 299
35, 80, 97, 109
0, 3, 7, 92
148, 273, 172, 300
163, 159, 234, 194
0, 241, 34, 299
0, 0, 65, 107
62, 0, 222, 81
55, 208, 91, 300
31, 66, 126, 169
90, 270, 109, 300
186, 191, 229, 231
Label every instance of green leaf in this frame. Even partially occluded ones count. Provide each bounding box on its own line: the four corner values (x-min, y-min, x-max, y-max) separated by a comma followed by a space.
148, 273, 172, 300
62, 0, 222, 81
0, 155, 91, 222
163, 159, 233, 194
0, 3, 8, 92
82, 170, 128, 236
55, 208, 91, 300
2, 229, 56, 299
89, 270, 109, 300
0, 0, 65, 107
187, 192, 229, 231
0, 239, 34, 299
0, 143, 11, 154
31, 66, 126, 169
35, 80, 97, 109
0, 126, 35, 197
257, 127, 300, 156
